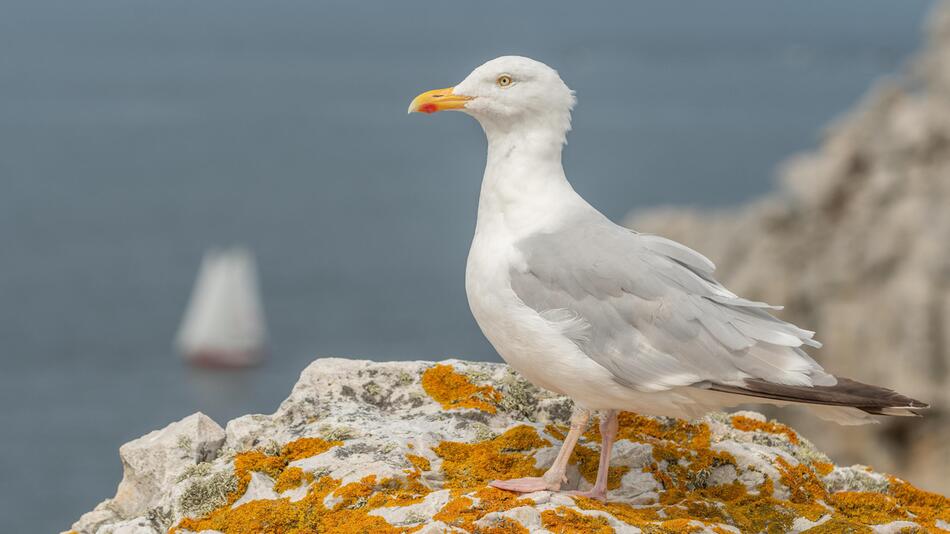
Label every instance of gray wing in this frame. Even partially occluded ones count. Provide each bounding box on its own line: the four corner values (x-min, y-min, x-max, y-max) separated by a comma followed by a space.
511, 212, 834, 393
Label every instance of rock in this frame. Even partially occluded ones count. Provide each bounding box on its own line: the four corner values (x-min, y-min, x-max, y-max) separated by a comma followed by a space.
627, 0, 950, 495
66, 413, 225, 534
65, 358, 949, 533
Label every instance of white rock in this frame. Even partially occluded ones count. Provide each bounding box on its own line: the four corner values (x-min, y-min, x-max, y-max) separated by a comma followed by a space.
94, 517, 157, 534
230, 472, 278, 508
111, 413, 225, 519
368, 490, 451, 526
475, 505, 542, 530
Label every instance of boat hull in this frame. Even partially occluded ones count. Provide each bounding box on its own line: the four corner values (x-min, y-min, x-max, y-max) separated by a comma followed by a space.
184, 349, 264, 368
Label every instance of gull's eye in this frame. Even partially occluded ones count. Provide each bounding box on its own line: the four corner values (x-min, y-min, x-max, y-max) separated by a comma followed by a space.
496, 75, 513, 88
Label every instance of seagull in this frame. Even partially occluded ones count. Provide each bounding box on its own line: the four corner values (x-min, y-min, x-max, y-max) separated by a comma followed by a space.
408, 56, 927, 500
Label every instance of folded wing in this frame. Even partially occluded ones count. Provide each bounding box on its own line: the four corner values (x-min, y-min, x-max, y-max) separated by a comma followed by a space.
510, 212, 834, 393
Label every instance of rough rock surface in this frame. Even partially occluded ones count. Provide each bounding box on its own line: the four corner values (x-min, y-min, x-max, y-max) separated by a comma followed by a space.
66, 358, 949, 533
627, 1, 950, 494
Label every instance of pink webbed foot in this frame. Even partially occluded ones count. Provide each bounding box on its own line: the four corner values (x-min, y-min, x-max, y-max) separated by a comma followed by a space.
489, 477, 560, 493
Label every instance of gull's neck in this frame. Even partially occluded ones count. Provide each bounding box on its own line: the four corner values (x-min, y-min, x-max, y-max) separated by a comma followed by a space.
475, 116, 580, 234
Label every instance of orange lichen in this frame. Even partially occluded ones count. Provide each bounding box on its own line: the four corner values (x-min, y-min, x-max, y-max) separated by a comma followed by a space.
174, 476, 336, 533
613, 412, 712, 448
775, 456, 828, 504
811, 461, 835, 476
731, 414, 800, 444
659, 518, 704, 532
541, 506, 613, 533
281, 437, 342, 462
574, 497, 661, 525
173, 470, 435, 534
228, 437, 342, 505
829, 491, 905, 524
405, 453, 431, 472
421, 364, 501, 413
370, 472, 432, 508
273, 466, 314, 494
432, 487, 534, 531
886, 477, 950, 529
799, 518, 873, 533
332, 475, 380, 509
329, 473, 432, 511
231, 450, 288, 501
433, 425, 550, 489
478, 517, 530, 534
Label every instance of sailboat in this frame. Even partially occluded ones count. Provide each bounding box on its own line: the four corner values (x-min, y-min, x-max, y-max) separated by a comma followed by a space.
176, 247, 267, 367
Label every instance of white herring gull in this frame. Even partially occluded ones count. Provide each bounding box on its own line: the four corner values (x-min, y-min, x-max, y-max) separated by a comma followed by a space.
408, 56, 927, 500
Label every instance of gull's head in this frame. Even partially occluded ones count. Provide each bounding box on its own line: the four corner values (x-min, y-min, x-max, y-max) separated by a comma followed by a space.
409, 56, 575, 137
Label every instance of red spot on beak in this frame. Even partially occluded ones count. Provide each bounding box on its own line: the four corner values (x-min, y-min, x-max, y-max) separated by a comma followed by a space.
419, 103, 439, 114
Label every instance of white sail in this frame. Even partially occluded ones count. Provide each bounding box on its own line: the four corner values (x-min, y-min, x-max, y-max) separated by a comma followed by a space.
176, 247, 267, 367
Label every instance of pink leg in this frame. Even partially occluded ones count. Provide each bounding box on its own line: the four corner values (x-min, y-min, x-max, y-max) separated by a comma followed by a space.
568, 410, 618, 501
489, 408, 590, 493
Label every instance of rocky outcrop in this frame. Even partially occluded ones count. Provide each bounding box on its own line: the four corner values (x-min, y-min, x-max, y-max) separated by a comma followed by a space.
66, 358, 949, 533
627, 1, 950, 494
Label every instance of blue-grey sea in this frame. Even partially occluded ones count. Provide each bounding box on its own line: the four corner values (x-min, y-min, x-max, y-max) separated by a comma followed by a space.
0, 0, 934, 530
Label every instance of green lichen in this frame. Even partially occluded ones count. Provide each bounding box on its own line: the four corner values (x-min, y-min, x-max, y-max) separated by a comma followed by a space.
178, 469, 239, 519
319, 424, 357, 442
396, 371, 415, 386
497, 375, 542, 421
146, 506, 173, 531
176, 461, 213, 483
824, 468, 890, 494
176, 435, 193, 451
471, 422, 498, 442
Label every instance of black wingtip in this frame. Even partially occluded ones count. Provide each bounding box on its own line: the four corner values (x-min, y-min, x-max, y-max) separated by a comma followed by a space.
707, 375, 929, 417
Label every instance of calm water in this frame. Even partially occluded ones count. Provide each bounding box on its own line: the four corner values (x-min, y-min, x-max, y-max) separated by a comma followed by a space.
0, 0, 933, 530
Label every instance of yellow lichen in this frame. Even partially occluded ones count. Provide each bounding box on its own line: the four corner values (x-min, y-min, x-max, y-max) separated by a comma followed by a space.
371, 472, 432, 508
800, 518, 872, 533
172, 470, 434, 533
228, 437, 342, 505
541, 506, 613, 533
281, 436, 342, 462
433, 425, 551, 489
775, 456, 828, 504
405, 453, 431, 472
829, 491, 905, 524
421, 364, 501, 413
731, 415, 800, 444
432, 487, 534, 531
886, 477, 950, 529
812, 461, 835, 476
231, 450, 287, 502
574, 496, 661, 525
273, 466, 314, 494
328, 473, 432, 511
659, 518, 704, 532
478, 517, 530, 534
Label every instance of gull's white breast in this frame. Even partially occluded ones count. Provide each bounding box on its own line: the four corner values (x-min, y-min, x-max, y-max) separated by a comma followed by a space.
463, 197, 662, 413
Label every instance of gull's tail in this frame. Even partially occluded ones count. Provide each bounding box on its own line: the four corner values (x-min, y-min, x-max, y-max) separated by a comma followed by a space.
707, 376, 929, 419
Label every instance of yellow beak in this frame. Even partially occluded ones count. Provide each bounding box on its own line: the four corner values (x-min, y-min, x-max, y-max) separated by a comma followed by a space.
407, 87, 473, 114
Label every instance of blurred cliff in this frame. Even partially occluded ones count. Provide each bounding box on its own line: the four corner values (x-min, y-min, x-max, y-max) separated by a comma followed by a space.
627, 1, 950, 493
